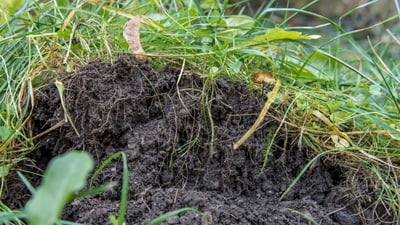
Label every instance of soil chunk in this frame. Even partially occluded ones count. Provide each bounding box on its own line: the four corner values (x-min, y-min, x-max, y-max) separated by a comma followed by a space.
11, 55, 363, 224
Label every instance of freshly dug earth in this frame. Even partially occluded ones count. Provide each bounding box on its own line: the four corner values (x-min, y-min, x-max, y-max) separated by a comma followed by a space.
4, 55, 380, 224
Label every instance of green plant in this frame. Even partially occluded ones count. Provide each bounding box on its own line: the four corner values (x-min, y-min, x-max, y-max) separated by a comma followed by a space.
0, 200, 25, 225
0, 149, 203, 225
89, 151, 129, 225
0, 151, 113, 225
0, 0, 24, 28
24, 151, 94, 225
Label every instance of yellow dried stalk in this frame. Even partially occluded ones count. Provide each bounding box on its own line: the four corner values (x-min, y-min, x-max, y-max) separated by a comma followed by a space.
233, 79, 281, 149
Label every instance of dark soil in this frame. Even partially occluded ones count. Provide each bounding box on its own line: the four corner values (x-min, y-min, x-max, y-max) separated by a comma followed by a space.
3, 55, 385, 224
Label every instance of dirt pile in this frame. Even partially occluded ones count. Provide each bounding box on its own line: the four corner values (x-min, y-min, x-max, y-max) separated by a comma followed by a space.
5, 55, 367, 224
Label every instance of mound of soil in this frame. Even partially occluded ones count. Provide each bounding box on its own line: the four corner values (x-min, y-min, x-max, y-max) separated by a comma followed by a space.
4, 55, 369, 224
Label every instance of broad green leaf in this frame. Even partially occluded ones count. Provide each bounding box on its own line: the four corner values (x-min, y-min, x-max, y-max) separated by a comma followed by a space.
200, 0, 218, 10
0, 0, 24, 17
0, 165, 9, 177
254, 27, 320, 42
222, 15, 255, 38
225, 15, 254, 29
0, 126, 12, 141
109, 215, 118, 225
56, 29, 72, 39
227, 60, 242, 73
56, 0, 69, 8
330, 111, 352, 125
24, 151, 94, 225
208, 10, 225, 26
369, 84, 382, 96
0, 0, 24, 32
326, 101, 343, 112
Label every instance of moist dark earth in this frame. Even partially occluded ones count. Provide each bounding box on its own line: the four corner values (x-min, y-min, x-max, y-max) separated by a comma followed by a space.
2, 55, 391, 225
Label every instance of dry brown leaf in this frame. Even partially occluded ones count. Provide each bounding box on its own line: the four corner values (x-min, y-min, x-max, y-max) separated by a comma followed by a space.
123, 16, 147, 62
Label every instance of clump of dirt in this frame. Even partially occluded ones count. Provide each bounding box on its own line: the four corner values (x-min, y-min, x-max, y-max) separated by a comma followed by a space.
4, 55, 375, 224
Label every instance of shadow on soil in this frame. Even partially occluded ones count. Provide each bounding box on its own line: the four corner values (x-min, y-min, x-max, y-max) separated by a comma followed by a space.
3, 55, 384, 224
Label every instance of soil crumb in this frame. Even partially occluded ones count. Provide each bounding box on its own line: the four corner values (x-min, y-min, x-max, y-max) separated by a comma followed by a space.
5, 55, 371, 224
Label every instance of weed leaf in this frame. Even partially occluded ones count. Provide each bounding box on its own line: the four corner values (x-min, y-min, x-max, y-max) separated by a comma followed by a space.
0, 126, 12, 142
254, 27, 319, 42
24, 151, 94, 225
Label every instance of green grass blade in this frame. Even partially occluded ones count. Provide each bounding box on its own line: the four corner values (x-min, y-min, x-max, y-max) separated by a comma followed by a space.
285, 208, 320, 225
117, 152, 128, 225
17, 171, 36, 195
280, 150, 334, 201
145, 207, 208, 225
0, 201, 26, 225
88, 151, 128, 225
73, 184, 114, 199
59, 220, 85, 225
89, 151, 121, 189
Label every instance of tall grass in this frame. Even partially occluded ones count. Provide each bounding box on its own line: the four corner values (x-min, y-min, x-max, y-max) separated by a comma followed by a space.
0, 0, 130, 176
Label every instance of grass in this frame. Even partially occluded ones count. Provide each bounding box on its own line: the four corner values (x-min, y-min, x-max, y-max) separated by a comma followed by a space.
0, 0, 399, 223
